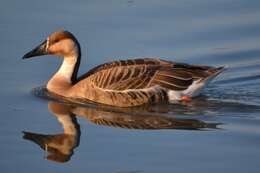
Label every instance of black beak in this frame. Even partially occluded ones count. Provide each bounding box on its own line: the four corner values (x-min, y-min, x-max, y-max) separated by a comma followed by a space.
22, 40, 48, 59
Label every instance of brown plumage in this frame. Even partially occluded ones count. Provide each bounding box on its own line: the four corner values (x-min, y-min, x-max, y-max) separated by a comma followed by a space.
23, 30, 225, 107
72, 58, 224, 106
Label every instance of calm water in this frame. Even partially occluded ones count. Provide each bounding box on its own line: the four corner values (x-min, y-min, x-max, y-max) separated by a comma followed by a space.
1, 0, 260, 172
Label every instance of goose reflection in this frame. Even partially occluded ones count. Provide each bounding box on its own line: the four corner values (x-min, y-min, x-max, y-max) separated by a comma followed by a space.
23, 102, 80, 163
23, 101, 218, 163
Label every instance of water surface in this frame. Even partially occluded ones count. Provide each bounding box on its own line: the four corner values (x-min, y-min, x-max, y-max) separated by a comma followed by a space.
1, 0, 260, 172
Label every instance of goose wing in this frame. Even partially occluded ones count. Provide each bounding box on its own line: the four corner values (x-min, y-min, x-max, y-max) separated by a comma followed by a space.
79, 58, 194, 91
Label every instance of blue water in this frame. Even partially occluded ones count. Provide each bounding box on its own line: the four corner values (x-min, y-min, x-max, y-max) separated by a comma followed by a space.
1, 0, 260, 172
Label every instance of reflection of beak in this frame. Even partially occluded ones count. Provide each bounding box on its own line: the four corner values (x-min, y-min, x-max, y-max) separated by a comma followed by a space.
22, 131, 48, 149
22, 131, 72, 163
22, 40, 48, 59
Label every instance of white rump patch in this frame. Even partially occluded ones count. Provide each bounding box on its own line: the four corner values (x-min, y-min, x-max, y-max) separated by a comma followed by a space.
167, 90, 183, 103
183, 80, 205, 97
167, 80, 208, 102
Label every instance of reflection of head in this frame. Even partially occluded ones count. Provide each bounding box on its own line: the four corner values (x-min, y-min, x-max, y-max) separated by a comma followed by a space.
22, 102, 80, 163
23, 131, 78, 163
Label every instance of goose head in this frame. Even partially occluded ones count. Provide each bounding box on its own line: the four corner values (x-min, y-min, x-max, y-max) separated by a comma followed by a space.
22, 30, 81, 59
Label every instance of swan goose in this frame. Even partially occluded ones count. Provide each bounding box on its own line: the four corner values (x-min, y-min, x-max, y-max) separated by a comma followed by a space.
23, 30, 224, 107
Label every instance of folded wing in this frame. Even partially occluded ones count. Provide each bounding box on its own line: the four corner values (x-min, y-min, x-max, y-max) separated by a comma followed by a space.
83, 58, 194, 91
